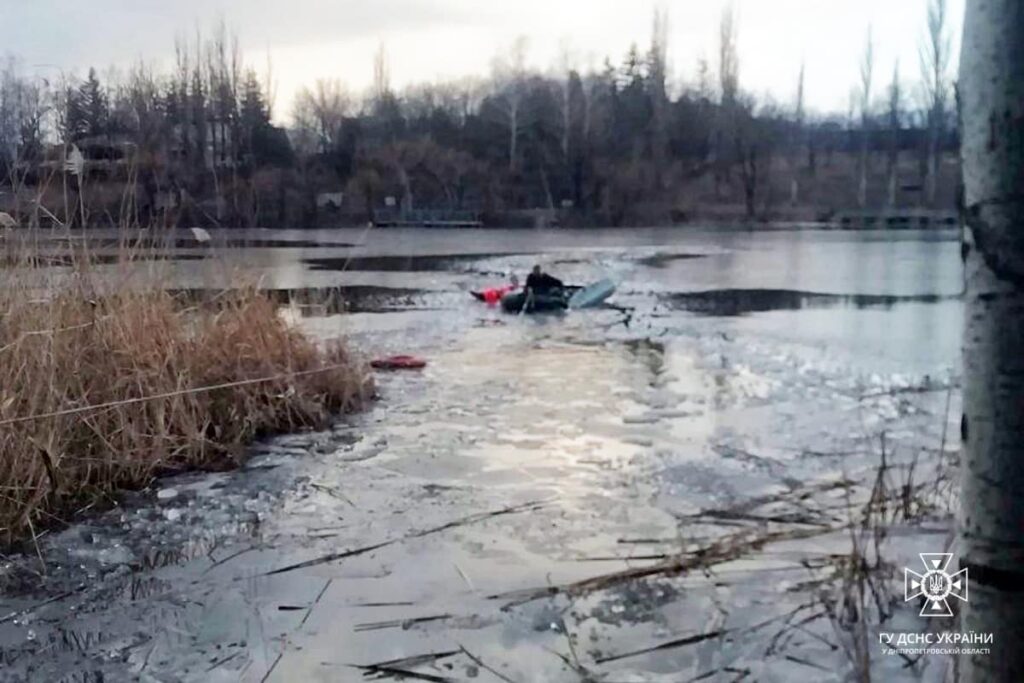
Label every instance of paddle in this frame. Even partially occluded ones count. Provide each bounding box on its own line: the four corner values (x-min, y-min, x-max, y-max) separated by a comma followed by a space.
519, 288, 534, 316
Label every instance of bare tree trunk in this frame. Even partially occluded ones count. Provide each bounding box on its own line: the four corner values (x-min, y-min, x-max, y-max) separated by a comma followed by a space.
396, 165, 413, 213
887, 64, 902, 208
540, 163, 554, 212
959, 1, 1024, 680
857, 28, 874, 210
790, 62, 805, 206
927, 120, 940, 206
858, 145, 869, 209
738, 141, 757, 219
923, 0, 950, 209
561, 79, 570, 161
508, 99, 519, 172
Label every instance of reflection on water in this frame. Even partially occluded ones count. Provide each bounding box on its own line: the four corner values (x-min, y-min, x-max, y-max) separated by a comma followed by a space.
304, 252, 530, 272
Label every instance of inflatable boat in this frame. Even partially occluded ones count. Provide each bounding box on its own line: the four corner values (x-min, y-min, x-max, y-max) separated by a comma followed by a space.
499, 279, 616, 314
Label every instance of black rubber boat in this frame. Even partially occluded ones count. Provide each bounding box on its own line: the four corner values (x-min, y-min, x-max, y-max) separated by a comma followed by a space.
500, 289, 569, 313
498, 280, 616, 314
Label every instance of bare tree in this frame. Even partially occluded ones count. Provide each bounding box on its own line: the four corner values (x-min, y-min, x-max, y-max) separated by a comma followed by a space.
857, 27, 874, 209
920, 0, 950, 207
292, 79, 350, 154
205, 22, 242, 173
263, 48, 277, 122
490, 36, 529, 172
0, 57, 50, 208
426, 76, 484, 129
735, 100, 759, 218
190, 28, 208, 175
648, 6, 670, 187
0, 57, 22, 175
959, 1, 1024, 680
17, 79, 47, 164
373, 40, 391, 106
380, 140, 421, 213
172, 35, 193, 166
734, 94, 774, 219
718, 4, 739, 106
886, 62, 903, 207
556, 38, 575, 162
696, 55, 713, 102
790, 62, 805, 204
648, 6, 669, 90
715, 4, 740, 195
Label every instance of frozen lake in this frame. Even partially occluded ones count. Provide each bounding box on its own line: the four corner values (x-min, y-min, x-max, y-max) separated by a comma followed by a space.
0, 226, 964, 682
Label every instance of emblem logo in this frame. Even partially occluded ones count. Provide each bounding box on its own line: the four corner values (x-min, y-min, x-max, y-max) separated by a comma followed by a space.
904, 553, 968, 617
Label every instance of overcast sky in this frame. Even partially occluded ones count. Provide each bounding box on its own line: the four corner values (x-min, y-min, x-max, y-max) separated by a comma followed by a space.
3, 0, 964, 121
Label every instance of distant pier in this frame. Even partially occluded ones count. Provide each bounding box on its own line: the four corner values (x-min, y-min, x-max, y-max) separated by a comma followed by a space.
373, 209, 483, 228
832, 209, 958, 229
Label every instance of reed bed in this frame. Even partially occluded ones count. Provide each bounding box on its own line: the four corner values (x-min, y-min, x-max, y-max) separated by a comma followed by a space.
0, 234, 373, 544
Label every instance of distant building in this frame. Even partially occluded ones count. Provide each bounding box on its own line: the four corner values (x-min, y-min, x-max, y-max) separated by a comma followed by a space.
316, 192, 344, 210
33, 136, 138, 180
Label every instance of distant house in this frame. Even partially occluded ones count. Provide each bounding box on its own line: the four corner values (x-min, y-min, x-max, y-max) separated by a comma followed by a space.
316, 192, 344, 210
33, 136, 138, 180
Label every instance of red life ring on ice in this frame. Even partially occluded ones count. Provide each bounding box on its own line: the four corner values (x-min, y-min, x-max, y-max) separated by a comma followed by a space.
371, 355, 428, 370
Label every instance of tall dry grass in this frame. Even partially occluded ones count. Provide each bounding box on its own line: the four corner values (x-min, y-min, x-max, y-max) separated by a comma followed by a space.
0, 235, 373, 544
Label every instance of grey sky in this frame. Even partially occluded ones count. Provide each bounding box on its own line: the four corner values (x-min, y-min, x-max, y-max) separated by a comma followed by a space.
3, 0, 964, 120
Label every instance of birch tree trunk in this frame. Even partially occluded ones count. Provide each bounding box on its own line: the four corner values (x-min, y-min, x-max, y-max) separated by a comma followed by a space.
857, 28, 874, 210
396, 165, 413, 214
959, 1, 1024, 680
927, 121, 940, 207
887, 64, 902, 208
561, 79, 570, 161
508, 99, 519, 172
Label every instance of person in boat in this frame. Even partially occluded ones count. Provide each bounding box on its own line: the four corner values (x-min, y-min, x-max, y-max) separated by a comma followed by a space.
473, 274, 519, 305
524, 265, 564, 295
501, 266, 574, 312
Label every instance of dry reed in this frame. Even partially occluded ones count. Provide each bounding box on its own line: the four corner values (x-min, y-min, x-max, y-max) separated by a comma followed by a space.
0, 233, 373, 544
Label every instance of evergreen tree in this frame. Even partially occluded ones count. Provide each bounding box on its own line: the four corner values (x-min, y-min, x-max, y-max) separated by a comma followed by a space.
239, 70, 269, 139
77, 68, 108, 139
239, 69, 291, 167
63, 86, 86, 142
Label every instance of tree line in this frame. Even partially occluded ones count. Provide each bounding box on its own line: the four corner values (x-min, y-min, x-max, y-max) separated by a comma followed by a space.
0, 2, 957, 228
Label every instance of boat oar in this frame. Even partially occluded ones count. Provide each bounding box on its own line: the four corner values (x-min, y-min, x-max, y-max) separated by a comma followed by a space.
519, 288, 534, 316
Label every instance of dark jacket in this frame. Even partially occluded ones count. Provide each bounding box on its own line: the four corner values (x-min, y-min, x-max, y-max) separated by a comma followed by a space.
525, 272, 564, 293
